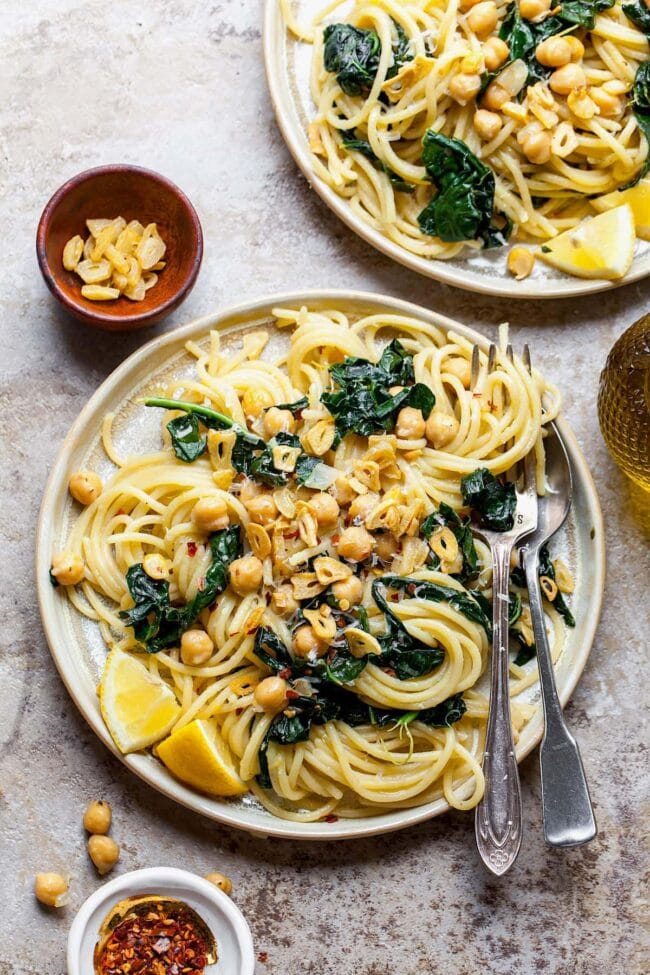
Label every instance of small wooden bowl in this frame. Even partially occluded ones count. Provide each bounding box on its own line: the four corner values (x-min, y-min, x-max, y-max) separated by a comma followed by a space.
36, 165, 203, 331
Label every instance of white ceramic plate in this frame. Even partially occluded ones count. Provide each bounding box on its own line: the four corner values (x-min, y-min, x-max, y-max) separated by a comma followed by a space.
263, 0, 650, 299
37, 290, 605, 840
67, 867, 255, 975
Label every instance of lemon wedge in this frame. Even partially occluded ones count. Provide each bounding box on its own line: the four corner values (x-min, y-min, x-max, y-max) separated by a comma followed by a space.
538, 204, 635, 280
592, 179, 650, 240
156, 719, 248, 797
99, 648, 181, 754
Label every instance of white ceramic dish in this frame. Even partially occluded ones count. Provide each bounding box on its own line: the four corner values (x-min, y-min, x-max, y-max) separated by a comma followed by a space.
67, 867, 255, 975
37, 290, 605, 840
263, 0, 650, 299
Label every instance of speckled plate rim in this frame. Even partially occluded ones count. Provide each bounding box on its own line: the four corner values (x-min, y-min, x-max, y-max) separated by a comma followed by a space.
262, 0, 650, 300
37, 289, 605, 840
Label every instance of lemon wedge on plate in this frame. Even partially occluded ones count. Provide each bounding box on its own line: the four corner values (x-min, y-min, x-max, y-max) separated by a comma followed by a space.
538, 204, 636, 279
100, 648, 181, 754
156, 719, 248, 797
592, 179, 650, 240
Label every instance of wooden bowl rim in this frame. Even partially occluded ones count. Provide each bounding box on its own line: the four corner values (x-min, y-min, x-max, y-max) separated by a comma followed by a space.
36, 164, 203, 328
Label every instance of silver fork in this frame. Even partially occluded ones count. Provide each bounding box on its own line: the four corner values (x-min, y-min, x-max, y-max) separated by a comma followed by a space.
469, 343, 538, 876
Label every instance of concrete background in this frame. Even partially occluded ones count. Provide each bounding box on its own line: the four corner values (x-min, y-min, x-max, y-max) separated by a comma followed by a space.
0, 2, 648, 973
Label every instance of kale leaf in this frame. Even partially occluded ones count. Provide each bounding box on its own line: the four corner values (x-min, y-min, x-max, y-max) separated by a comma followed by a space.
373, 575, 492, 639
621, 62, 650, 188
270, 395, 309, 415
461, 468, 516, 532
119, 527, 242, 653
417, 132, 507, 248
323, 23, 382, 96
623, 0, 650, 31
420, 502, 479, 582
321, 339, 435, 438
558, 0, 614, 27
250, 432, 301, 488
340, 692, 467, 729
167, 413, 208, 464
323, 20, 413, 96
144, 398, 264, 473
510, 544, 575, 627
341, 131, 414, 193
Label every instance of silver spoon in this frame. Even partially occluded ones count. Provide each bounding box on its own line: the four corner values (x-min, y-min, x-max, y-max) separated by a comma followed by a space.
520, 423, 597, 847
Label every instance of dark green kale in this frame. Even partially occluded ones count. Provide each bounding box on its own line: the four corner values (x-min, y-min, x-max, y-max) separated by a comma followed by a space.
420, 502, 479, 582
49, 568, 60, 588
461, 468, 517, 532
512, 630, 537, 666
417, 132, 508, 248
323, 23, 382, 96
166, 413, 207, 464
621, 62, 650, 187
323, 20, 413, 96
249, 433, 301, 488
144, 398, 265, 474
557, 0, 614, 27
269, 396, 309, 415
119, 526, 242, 653
321, 339, 435, 438
622, 0, 650, 32
341, 131, 414, 192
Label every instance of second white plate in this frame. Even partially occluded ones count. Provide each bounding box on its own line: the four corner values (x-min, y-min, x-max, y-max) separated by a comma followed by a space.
263, 0, 650, 299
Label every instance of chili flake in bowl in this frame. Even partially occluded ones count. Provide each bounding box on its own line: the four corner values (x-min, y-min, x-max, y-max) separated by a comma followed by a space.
94, 896, 217, 974
67, 867, 255, 975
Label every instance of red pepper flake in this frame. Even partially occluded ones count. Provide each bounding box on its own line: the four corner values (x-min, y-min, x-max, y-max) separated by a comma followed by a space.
332, 534, 341, 544
187, 541, 198, 557
323, 814, 339, 823
278, 667, 292, 679
115, 509, 125, 516
258, 951, 269, 963
406, 583, 416, 595
285, 529, 299, 540
285, 689, 300, 700
96, 905, 210, 975
383, 667, 397, 677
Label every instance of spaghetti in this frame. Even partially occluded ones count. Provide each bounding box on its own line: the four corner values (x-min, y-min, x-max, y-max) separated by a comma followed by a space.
55, 306, 569, 822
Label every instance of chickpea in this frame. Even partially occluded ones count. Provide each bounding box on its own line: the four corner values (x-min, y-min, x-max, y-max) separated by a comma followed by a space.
565, 36, 585, 61
229, 555, 263, 595
521, 129, 552, 164
83, 800, 112, 834
263, 407, 296, 438
590, 86, 622, 117
336, 526, 375, 562
519, 0, 551, 19
395, 406, 426, 440
467, 1, 498, 38
88, 834, 120, 876
550, 63, 586, 96
331, 575, 364, 610
482, 37, 509, 71
331, 475, 356, 507
271, 585, 299, 617
50, 551, 85, 586
293, 625, 328, 659
205, 872, 233, 895
34, 873, 69, 908
425, 412, 460, 449
445, 358, 472, 388
375, 533, 399, 563
143, 553, 173, 580
69, 470, 102, 506
254, 676, 288, 712
535, 36, 572, 68
474, 108, 503, 141
181, 629, 214, 666
244, 493, 277, 527
482, 81, 510, 111
449, 72, 482, 106
242, 388, 273, 419
348, 491, 379, 523
507, 246, 536, 280
310, 492, 340, 528
192, 497, 229, 532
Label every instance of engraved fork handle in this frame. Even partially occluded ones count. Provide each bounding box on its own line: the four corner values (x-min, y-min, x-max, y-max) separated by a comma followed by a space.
524, 547, 597, 847
475, 541, 523, 876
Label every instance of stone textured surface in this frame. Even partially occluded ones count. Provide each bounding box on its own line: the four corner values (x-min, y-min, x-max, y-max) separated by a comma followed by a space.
0, 3, 648, 974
